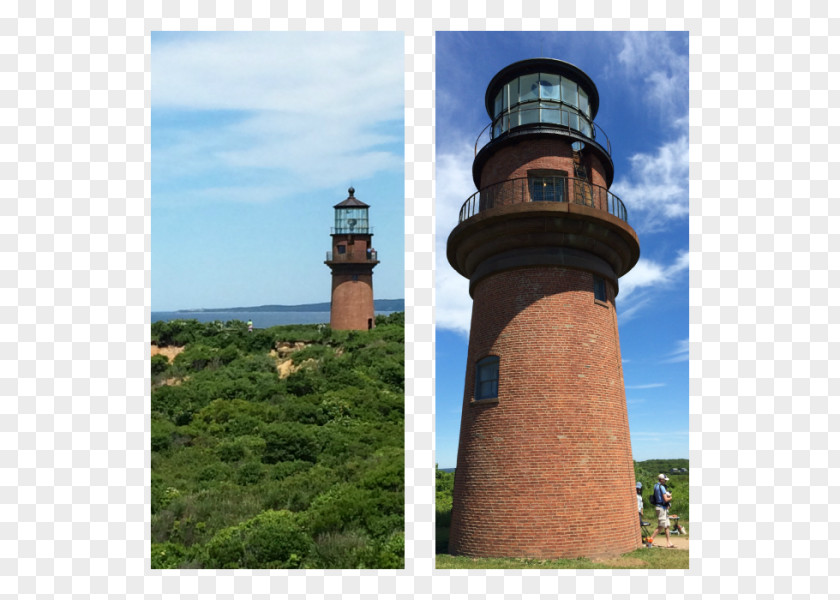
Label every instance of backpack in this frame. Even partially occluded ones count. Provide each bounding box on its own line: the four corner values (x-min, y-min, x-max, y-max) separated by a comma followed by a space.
649, 483, 662, 506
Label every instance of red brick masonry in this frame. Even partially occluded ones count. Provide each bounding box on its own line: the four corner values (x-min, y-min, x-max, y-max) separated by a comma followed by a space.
448, 267, 640, 558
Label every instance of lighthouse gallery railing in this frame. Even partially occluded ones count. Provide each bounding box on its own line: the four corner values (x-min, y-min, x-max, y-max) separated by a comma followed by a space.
458, 176, 628, 224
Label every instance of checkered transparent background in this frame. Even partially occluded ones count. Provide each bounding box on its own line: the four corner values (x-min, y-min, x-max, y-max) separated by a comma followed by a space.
1, 1, 838, 598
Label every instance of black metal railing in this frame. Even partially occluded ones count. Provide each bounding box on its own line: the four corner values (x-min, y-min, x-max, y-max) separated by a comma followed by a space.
474, 104, 612, 157
331, 227, 373, 235
458, 176, 628, 224
326, 250, 378, 262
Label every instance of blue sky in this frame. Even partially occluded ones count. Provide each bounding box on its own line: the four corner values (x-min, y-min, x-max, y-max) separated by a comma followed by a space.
152, 32, 405, 311
435, 32, 689, 467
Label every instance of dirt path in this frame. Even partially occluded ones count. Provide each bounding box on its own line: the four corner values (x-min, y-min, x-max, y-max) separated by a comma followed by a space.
151, 344, 184, 361
646, 530, 689, 549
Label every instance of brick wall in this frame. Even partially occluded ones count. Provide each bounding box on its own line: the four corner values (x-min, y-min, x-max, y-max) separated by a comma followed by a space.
329, 271, 374, 330
449, 266, 640, 558
479, 137, 609, 190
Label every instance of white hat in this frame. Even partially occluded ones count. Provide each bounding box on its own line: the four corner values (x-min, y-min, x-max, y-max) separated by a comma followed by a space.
658, 473, 669, 481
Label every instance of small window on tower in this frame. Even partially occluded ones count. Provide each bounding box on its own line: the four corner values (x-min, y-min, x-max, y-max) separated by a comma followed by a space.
594, 275, 607, 302
337, 245, 346, 254
475, 356, 500, 401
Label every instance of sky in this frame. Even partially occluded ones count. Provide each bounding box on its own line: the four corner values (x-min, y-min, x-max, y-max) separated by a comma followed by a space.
435, 32, 689, 468
151, 32, 405, 311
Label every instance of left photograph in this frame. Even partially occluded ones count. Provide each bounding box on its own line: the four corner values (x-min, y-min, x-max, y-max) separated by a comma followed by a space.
150, 32, 405, 569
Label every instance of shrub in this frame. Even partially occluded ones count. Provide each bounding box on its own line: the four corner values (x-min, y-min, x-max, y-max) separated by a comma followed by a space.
197, 463, 229, 483
151, 419, 175, 453
262, 422, 319, 464
270, 460, 311, 480
284, 368, 321, 396
306, 483, 394, 538
355, 531, 404, 569
278, 396, 327, 425
311, 530, 369, 568
216, 440, 246, 463
151, 541, 188, 569
151, 354, 170, 376
263, 464, 338, 513
204, 510, 312, 569
235, 461, 265, 486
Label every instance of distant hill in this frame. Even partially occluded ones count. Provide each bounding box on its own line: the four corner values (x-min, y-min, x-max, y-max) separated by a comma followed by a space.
178, 299, 405, 313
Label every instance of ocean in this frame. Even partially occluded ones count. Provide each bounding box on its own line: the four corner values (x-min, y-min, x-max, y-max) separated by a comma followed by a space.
151, 311, 393, 328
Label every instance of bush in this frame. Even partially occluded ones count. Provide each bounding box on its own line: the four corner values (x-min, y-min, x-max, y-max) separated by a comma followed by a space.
216, 440, 246, 463
306, 482, 404, 539
151, 419, 175, 453
204, 510, 312, 569
151, 541, 188, 569
311, 530, 369, 568
262, 422, 319, 464
151, 314, 405, 567
355, 531, 404, 569
235, 461, 265, 486
270, 460, 312, 480
278, 396, 327, 425
263, 464, 339, 513
151, 354, 170, 376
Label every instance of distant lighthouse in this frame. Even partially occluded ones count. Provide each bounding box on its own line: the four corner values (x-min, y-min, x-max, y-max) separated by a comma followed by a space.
325, 187, 378, 330
447, 58, 641, 558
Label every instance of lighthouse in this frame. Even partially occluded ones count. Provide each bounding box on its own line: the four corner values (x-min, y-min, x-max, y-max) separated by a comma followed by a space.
446, 59, 641, 558
325, 187, 378, 330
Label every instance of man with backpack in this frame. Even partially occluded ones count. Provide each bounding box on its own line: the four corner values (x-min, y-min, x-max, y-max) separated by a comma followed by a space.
650, 474, 675, 548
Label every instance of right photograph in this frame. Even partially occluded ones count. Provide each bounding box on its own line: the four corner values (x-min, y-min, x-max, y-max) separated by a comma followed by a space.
435, 32, 689, 568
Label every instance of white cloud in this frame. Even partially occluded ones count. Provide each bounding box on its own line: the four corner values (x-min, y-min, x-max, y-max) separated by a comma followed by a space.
152, 32, 404, 206
626, 383, 666, 390
616, 250, 688, 324
614, 32, 688, 127
152, 32, 403, 120
434, 144, 479, 336
661, 338, 689, 363
611, 134, 689, 233
619, 250, 688, 299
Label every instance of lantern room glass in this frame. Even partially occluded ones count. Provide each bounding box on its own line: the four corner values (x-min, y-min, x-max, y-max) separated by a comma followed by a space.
334, 207, 369, 234
491, 71, 594, 142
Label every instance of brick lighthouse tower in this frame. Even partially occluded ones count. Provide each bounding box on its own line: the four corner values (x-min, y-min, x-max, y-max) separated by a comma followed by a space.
447, 59, 641, 559
325, 187, 379, 330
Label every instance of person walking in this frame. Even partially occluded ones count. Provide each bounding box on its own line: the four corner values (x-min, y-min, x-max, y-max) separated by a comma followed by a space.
650, 474, 675, 548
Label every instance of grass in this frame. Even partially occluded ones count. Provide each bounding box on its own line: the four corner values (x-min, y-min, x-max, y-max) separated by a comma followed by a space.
435, 513, 690, 569
436, 543, 689, 570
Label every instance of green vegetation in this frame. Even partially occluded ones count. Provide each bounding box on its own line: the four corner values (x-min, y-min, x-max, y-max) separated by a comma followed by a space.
151, 313, 404, 569
435, 458, 689, 569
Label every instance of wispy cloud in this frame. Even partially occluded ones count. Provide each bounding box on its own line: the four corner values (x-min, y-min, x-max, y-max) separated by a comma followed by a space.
606, 32, 689, 234
617, 250, 688, 324
620, 250, 689, 298
613, 32, 688, 128
626, 383, 666, 390
152, 32, 404, 207
435, 144, 478, 336
610, 134, 689, 234
661, 338, 689, 363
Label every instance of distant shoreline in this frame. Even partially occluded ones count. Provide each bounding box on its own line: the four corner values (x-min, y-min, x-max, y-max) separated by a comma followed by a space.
166, 299, 405, 314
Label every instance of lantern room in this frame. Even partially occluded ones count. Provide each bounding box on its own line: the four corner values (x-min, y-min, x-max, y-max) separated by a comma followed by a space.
333, 187, 370, 234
